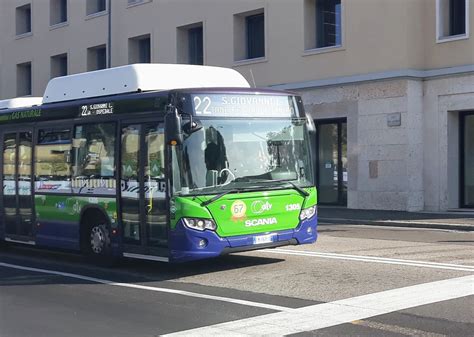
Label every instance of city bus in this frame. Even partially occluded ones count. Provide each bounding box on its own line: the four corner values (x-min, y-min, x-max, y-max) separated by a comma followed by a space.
0, 64, 318, 263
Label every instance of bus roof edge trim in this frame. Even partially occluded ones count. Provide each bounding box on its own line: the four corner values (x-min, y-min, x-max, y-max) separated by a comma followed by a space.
43, 64, 250, 104
0, 97, 43, 110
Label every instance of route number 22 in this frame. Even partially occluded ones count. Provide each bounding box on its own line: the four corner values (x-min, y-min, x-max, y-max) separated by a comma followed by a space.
194, 96, 212, 115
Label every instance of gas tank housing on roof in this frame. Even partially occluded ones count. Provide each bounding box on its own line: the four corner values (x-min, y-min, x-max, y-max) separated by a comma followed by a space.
0, 97, 43, 110
42, 63, 250, 104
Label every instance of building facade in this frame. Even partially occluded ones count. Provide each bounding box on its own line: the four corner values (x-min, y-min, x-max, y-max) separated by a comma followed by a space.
0, 0, 473, 211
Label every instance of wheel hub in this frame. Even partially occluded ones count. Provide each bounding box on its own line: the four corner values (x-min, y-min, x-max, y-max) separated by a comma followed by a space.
90, 227, 104, 254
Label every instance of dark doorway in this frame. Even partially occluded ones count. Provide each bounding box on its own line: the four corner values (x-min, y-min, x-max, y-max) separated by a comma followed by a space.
315, 119, 347, 205
460, 111, 474, 208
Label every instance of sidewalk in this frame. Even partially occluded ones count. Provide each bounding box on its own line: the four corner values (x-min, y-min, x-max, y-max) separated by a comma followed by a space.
318, 206, 474, 231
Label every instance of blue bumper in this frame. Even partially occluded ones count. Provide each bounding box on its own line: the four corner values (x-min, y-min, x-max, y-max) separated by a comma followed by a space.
169, 216, 317, 263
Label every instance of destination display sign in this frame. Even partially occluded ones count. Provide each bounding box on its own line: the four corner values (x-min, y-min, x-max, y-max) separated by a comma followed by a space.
80, 102, 114, 117
0, 97, 160, 125
191, 94, 297, 117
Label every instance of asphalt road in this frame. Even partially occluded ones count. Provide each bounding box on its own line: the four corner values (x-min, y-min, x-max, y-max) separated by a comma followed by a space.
0, 224, 473, 337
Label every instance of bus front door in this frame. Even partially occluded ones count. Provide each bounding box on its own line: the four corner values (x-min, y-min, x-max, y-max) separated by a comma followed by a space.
120, 123, 167, 256
2, 130, 34, 242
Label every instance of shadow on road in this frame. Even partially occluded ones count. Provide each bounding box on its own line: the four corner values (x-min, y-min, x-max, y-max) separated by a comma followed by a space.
0, 244, 285, 288
317, 228, 348, 233
437, 240, 474, 243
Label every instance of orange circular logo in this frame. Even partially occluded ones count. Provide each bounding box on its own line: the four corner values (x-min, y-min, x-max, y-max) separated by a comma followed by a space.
231, 200, 246, 218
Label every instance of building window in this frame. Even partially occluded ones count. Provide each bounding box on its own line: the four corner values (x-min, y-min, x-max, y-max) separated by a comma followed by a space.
86, 0, 106, 16
87, 45, 107, 71
17, 62, 32, 96
51, 53, 68, 78
305, 0, 343, 50
234, 9, 265, 62
177, 23, 204, 65
246, 14, 265, 59
188, 27, 204, 65
128, 34, 151, 63
16, 4, 32, 36
315, 0, 342, 48
50, 0, 67, 26
437, 0, 469, 40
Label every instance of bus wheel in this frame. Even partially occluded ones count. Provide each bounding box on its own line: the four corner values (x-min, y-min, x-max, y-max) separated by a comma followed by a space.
85, 223, 117, 266
89, 224, 109, 255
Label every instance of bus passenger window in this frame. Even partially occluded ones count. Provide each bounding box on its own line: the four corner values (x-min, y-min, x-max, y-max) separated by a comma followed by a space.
35, 128, 72, 193
72, 123, 116, 194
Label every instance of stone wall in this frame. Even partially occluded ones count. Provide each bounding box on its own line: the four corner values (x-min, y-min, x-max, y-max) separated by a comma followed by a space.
423, 74, 474, 211
301, 74, 474, 211
300, 79, 424, 211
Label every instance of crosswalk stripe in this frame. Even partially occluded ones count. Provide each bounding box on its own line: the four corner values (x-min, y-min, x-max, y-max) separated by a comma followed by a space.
258, 248, 474, 272
163, 275, 474, 336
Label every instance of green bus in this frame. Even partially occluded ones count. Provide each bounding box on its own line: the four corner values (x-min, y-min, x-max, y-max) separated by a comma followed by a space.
0, 64, 317, 263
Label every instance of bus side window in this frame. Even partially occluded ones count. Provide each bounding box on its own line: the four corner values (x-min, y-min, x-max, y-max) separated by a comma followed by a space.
34, 128, 72, 193
72, 123, 116, 194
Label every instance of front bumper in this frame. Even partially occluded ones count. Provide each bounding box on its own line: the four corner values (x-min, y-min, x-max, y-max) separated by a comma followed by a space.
169, 216, 317, 263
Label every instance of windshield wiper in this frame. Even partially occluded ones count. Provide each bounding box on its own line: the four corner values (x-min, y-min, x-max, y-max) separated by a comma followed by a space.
201, 189, 241, 207
283, 180, 309, 197
199, 178, 309, 207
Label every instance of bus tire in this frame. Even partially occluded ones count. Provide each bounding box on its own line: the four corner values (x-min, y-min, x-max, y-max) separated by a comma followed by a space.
89, 223, 109, 254
83, 221, 117, 267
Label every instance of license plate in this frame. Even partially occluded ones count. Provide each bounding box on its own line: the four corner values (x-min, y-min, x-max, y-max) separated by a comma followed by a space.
253, 234, 275, 245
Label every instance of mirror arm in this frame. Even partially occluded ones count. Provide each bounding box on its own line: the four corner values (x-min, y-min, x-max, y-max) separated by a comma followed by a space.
180, 111, 196, 129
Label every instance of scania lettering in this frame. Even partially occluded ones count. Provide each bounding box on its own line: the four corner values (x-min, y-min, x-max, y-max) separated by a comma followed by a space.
245, 218, 278, 227
0, 64, 318, 263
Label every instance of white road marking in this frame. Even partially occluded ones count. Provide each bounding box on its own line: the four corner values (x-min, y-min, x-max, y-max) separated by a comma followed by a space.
0, 262, 292, 312
339, 224, 467, 233
320, 223, 464, 232
163, 275, 474, 336
259, 248, 474, 272
351, 319, 446, 337
381, 220, 472, 226
318, 217, 473, 227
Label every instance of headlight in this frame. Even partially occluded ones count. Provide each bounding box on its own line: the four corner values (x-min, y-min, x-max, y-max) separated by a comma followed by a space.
299, 205, 317, 221
183, 218, 217, 231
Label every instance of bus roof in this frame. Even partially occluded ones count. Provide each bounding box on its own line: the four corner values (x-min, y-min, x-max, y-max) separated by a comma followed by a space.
0, 97, 43, 110
43, 63, 250, 104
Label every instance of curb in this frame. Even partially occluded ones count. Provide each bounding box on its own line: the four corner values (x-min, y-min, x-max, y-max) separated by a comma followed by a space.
318, 218, 474, 232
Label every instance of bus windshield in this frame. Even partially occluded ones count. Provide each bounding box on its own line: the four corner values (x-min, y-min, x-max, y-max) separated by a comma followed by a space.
172, 117, 313, 196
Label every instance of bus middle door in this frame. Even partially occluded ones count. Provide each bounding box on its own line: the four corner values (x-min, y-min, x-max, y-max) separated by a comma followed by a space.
120, 122, 167, 255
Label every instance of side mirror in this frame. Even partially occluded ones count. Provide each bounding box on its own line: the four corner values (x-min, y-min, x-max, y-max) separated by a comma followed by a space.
165, 106, 183, 146
306, 114, 316, 136
306, 114, 317, 184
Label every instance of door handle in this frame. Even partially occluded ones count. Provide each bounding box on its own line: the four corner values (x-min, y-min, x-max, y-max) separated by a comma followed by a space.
146, 187, 155, 214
